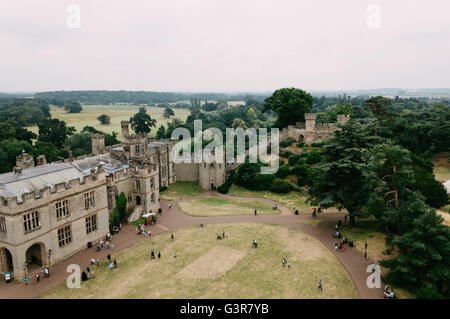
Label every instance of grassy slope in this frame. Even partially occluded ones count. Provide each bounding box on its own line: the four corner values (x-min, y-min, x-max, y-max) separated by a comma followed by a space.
178, 196, 279, 217
160, 182, 204, 200
40, 223, 357, 299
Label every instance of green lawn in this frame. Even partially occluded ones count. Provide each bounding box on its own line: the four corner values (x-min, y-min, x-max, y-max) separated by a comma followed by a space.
178, 195, 279, 217
227, 185, 344, 214
27, 104, 190, 137
40, 223, 357, 299
160, 182, 204, 200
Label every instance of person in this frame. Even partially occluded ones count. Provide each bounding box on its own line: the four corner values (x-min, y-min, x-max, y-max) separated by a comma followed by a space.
334, 224, 339, 231
333, 242, 338, 251
106, 241, 110, 249
151, 249, 155, 260
171, 233, 174, 240
90, 258, 95, 266
111, 243, 115, 249
91, 270, 95, 279
148, 230, 152, 237
222, 230, 225, 239
36, 273, 40, 283
158, 251, 161, 259
81, 271, 88, 281
312, 207, 316, 217
252, 240, 258, 248
95, 259, 100, 267
254, 209, 257, 216
200, 224, 203, 230
109, 263, 113, 271
282, 258, 286, 267
100, 239, 104, 250
107, 254, 111, 264
113, 259, 117, 268
287, 262, 291, 269
96, 243, 101, 252
318, 279, 323, 291
169, 202, 172, 209
341, 243, 345, 252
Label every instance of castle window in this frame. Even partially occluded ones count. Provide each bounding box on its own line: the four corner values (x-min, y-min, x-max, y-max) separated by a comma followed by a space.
0, 216, 6, 233
84, 191, 95, 208
85, 214, 97, 234
56, 200, 69, 219
150, 177, 155, 188
23, 211, 40, 233
136, 180, 141, 191
128, 194, 132, 203
58, 225, 72, 247
135, 145, 141, 154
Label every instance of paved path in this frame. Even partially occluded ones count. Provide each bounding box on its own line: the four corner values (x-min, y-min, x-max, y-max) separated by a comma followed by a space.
0, 192, 384, 299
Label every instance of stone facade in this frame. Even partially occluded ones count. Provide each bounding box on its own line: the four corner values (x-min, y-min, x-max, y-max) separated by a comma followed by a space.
280, 113, 350, 144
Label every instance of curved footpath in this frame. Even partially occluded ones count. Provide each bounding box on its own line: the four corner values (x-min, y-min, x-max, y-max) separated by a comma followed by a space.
0, 192, 383, 299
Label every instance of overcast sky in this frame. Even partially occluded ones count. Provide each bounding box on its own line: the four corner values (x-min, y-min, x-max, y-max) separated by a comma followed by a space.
1, 0, 449, 92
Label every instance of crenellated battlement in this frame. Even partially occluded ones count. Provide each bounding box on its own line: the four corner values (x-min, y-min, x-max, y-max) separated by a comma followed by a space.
0, 167, 106, 211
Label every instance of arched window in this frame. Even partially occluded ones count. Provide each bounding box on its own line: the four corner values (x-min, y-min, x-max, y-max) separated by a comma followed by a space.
136, 180, 140, 191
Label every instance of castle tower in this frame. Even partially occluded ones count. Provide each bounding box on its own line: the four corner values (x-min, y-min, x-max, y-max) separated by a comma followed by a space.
16, 151, 34, 169
121, 121, 130, 138
337, 114, 351, 124
304, 113, 317, 145
92, 135, 105, 156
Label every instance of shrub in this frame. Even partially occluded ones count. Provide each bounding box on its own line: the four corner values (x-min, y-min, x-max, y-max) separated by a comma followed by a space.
288, 154, 302, 166
110, 207, 120, 227
275, 165, 290, 179
270, 178, 293, 193
280, 139, 293, 148
311, 142, 324, 147
296, 142, 305, 147
159, 186, 168, 192
280, 150, 293, 158
306, 150, 322, 165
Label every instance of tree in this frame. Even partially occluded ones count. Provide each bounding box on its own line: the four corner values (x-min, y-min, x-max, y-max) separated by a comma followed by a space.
381, 209, 450, 298
163, 107, 175, 118
364, 96, 392, 136
263, 88, 313, 128
32, 141, 61, 163
246, 107, 257, 124
232, 118, 247, 129
325, 103, 354, 122
38, 118, 75, 148
64, 102, 83, 113
156, 125, 166, 139
97, 114, 111, 125
0, 122, 16, 140
307, 121, 378, 224
116, 192, 127, 222
129, 107, 156, 135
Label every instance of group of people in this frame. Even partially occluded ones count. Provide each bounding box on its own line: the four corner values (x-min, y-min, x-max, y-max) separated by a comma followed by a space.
150, 249, 162, 260
281, 257, 291, 269
136, 224, 152, 237
97, 233, 114, 251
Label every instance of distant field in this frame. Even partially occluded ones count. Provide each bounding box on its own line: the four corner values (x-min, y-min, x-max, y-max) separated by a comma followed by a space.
27, 105, 190, 138
433, 152, 450, 182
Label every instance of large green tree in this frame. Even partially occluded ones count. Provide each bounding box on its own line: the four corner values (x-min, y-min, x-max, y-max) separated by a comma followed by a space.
38, 118, 75, 148
364, 96, 392, 136
263, 88, 313, 128
307, 121, 378, 224
129, 107, 156, 135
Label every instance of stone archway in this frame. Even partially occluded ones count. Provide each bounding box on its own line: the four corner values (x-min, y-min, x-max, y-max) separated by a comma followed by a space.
136, 196, 141, 206
25, 243, 45, 270
298, 134, 305, 142
0, 247, 14, 273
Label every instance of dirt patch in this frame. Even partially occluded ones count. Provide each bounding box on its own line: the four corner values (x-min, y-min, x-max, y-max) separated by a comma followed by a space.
178, 246, 246, 279
278, 228, 330, 261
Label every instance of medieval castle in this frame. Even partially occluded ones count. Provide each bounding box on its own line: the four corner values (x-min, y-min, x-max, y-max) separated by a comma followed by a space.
0, 114, 344, 280
0, 121, 225, 281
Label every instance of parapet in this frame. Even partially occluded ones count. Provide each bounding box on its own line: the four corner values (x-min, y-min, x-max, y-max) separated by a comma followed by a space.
304, 113, 317, 121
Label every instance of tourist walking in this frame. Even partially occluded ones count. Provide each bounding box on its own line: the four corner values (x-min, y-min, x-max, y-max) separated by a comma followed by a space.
158, 251, 161, 259
36, 273, 40, 283
113, 258, 118, 268
254, 209, 257, 216
171, 233, 174, 240
318, 279, 323, 291
151, 249, 155, 260
282, 258, 286, 267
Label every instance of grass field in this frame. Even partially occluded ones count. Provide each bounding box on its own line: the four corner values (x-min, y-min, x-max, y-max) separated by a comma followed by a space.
40, 223, 357, 299
432, 152, 450, 182
27, 105, 190, 137
227, 185, 345, 214
178, 196, 279, 217
160, 182, 204, 200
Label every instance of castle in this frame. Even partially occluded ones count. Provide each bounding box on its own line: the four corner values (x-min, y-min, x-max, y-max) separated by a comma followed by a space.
280, 113, 350, 144
0, 121, 226, 281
